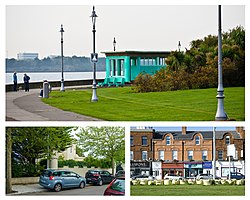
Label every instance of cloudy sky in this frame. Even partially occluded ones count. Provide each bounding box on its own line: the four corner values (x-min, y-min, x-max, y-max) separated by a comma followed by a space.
5, 4, 245, 59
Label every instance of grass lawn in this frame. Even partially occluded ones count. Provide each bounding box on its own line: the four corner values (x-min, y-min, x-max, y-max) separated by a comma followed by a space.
130, 184, 245, 196
42, 87, 245, 121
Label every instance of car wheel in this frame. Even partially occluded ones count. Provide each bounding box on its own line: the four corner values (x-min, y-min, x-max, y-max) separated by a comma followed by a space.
54, 183, 62, 192
79, 181, 86, 189
98, 179, 103, 186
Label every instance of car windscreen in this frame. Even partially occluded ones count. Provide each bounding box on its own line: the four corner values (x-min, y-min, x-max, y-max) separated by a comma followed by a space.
110, 179, 125, 192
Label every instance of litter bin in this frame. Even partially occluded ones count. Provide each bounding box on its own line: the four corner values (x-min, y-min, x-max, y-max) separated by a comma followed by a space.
43, 80, 50, 98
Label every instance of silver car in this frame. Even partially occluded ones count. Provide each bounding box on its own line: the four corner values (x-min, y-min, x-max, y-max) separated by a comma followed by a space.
39, 169, 86, 192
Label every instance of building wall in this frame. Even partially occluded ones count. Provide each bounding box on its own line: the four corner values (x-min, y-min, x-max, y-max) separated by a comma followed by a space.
154, 132, 212, 161
130, 129, 154, 161
216, 131, 245, 161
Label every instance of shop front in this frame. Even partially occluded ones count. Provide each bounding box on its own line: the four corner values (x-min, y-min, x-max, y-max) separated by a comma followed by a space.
202, 161, 213, 174
216, 160, 245, 178
162, 161, 184, 179
152, 161, 162, 179
130, 161, 151, 177
184, 162, 203, 178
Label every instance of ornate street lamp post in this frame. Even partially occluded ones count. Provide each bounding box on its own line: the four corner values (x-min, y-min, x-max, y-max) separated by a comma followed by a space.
215, 5, 227, 120
178, 41, 181, 52
90, 6, 98, 102
113, 37, 116, 51
60, 24, 65, 92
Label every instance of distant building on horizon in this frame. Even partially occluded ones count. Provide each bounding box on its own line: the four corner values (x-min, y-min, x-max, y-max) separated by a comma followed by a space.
17, 52, 39, 60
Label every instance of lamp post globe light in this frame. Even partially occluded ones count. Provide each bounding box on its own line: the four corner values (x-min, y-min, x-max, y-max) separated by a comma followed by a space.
60, 24, 65, 92
90, 6, 98, 102
215, 5, 227, 120
113, 37, 116, 51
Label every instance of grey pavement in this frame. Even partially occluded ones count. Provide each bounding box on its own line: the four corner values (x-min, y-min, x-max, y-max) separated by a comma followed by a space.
6, 87, 101, 121
8, 184, 46, 195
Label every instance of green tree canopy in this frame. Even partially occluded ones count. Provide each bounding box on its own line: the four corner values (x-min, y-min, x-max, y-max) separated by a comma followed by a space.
6, 127, 74, 177
76, 126, 125, 174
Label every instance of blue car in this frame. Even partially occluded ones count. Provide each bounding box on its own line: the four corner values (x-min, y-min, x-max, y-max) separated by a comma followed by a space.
227, 172, 245, 180
39, 169, 86, 192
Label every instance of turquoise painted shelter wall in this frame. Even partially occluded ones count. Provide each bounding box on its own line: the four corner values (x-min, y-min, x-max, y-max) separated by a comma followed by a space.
101, 51, 169, 86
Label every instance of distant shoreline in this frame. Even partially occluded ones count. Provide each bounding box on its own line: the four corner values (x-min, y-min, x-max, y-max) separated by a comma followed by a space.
6, 70, 106, 73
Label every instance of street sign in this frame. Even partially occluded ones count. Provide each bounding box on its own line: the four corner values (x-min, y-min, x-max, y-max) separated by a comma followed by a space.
227, 144, 236, 158
91, 53, 98, 63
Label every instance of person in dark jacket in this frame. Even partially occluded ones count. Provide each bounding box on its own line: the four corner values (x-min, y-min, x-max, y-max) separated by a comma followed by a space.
23, 73, 30, 92
13, 72, 17, 91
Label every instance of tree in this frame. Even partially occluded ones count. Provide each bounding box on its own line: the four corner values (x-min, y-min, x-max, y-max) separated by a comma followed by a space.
6, 128, 12, 194
8, 127, 73, 177
76, 126, 125, 174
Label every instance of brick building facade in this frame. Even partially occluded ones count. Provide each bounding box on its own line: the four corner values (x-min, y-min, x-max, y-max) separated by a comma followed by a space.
130, 127, 245, 178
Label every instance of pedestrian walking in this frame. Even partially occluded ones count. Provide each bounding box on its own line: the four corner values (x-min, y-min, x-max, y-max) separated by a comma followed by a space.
23, 73, 30, 92
13, 72, 17, 91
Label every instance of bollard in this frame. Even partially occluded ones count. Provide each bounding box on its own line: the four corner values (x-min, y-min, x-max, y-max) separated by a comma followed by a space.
43, 80, 50, 98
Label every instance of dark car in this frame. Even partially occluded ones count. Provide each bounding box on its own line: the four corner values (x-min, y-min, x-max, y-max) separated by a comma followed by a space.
115, 170, 125, 178
227, 172, 245, 180
39, 169, 86, 192
85, 170, 115, 186
104, 176, 125, 196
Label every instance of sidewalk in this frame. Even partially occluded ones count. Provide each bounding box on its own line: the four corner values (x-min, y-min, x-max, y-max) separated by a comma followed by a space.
8, 184, 46, 195
6, 87, 101, 121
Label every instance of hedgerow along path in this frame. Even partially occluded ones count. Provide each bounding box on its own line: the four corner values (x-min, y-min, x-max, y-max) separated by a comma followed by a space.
42, 87, 244, 121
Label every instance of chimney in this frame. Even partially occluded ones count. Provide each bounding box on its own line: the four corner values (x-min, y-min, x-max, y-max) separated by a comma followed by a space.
236, 127, 245, 139
182, 127, 187, 135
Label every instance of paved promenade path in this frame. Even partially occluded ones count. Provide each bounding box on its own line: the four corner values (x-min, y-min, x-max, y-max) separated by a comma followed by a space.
6, 88, 101, 121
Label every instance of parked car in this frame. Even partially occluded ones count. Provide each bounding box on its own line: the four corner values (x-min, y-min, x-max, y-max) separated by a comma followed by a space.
131, 174, 155, 181
103, 176, 125, 196
196, 173, 220, 180
115, 170, 125, 178
227, 172, 245, 180
39, 169, 86, 192
85, 170, 115, 186
163, 174, 184, 180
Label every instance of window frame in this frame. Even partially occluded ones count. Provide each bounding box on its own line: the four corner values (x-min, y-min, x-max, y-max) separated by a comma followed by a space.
195, 136, 200, 145
142, 136, 147, 146
142, 151, 148, 160
166, 136, 171, 145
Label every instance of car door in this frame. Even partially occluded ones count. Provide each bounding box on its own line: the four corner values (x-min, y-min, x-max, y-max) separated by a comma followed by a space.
101, 171, 112, 183
69, 172, 81, 187
61, 171, 72, 188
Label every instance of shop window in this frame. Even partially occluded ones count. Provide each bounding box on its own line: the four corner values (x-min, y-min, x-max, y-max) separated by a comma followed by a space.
142, 151, 147, 160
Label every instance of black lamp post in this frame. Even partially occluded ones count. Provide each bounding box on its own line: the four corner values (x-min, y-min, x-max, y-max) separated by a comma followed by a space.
60, 24, 65, 91
90, 6, 98, 102
178, 41, 181, 52
113, 37, 116, 51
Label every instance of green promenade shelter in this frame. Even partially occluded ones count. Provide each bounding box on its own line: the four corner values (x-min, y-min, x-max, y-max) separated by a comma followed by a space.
99, 51, 170, 86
